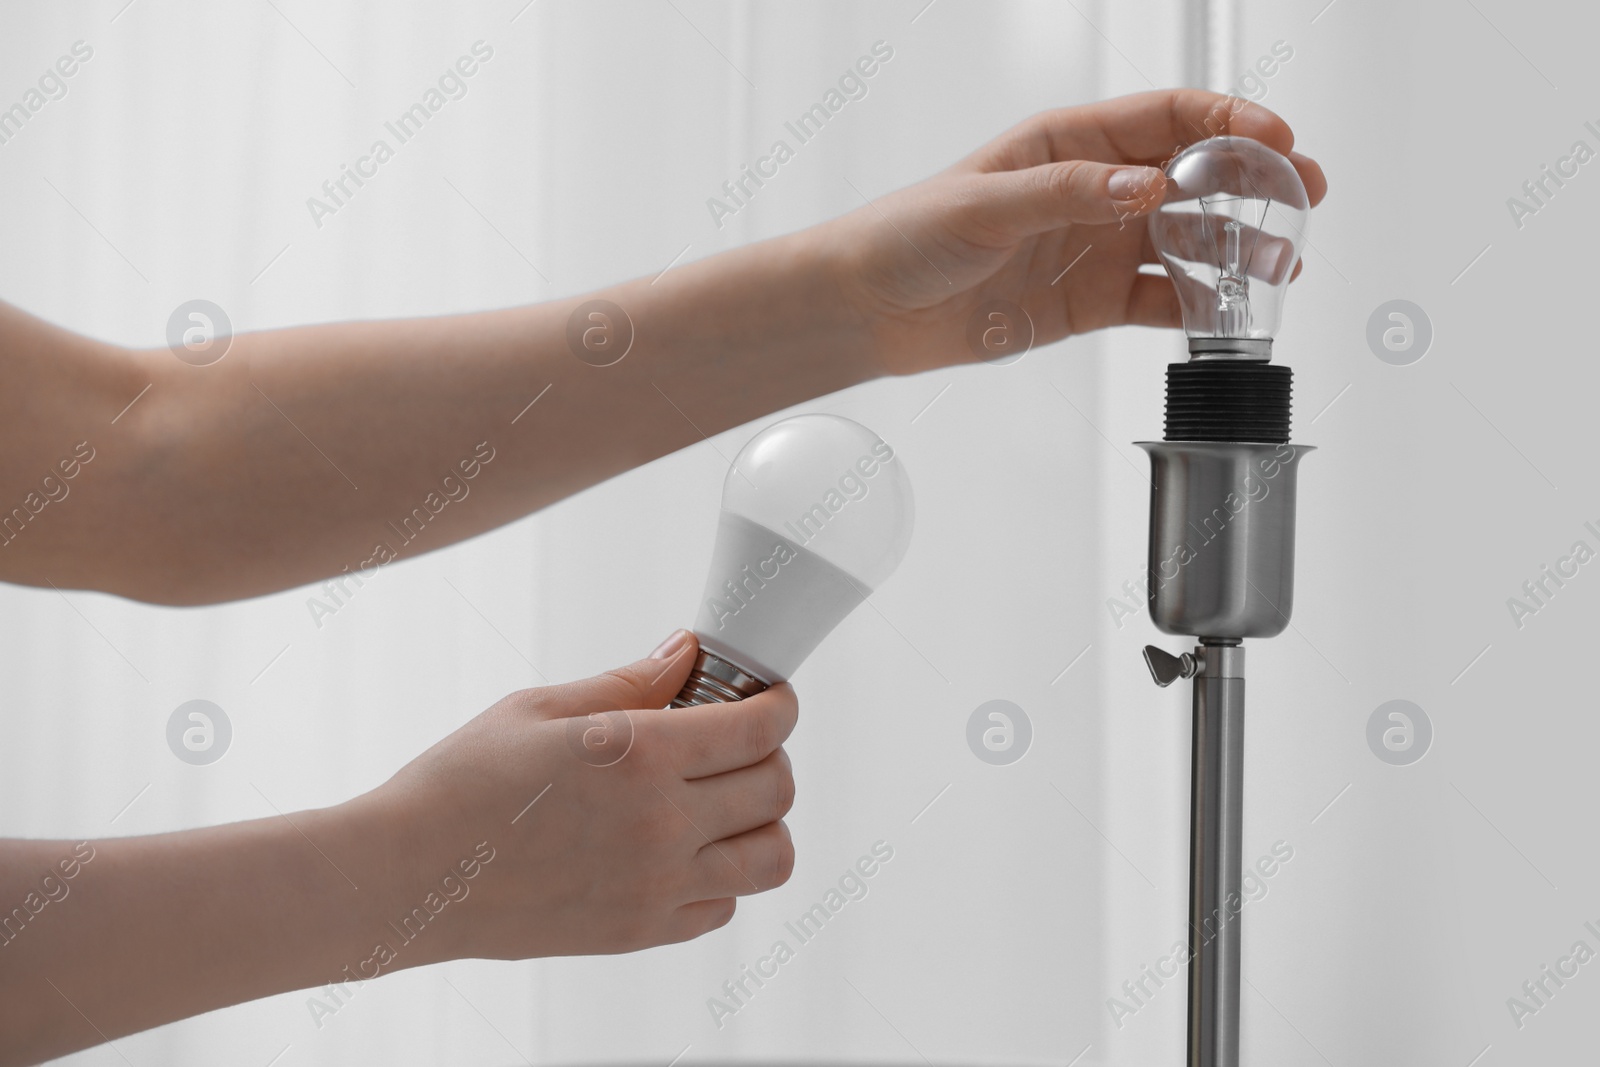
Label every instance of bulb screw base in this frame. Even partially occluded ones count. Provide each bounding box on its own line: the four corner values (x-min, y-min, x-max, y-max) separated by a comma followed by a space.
1188, 337, 1273, 361
669, 650, 770, 707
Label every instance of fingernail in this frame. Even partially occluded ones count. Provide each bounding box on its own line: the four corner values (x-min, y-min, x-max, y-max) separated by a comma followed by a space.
650, 629, 691, 660
1109, 166, 1161, 202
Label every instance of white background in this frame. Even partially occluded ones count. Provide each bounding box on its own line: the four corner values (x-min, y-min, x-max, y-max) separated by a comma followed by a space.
0, 1, 1594, 1065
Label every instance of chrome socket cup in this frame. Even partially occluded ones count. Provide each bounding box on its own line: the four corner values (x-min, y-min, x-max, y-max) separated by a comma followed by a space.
1136, 441, 1312, 640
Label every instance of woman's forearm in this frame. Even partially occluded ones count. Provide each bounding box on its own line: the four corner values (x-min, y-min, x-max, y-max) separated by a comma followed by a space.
0, 803, 404, 1065
0, 227, 874, 603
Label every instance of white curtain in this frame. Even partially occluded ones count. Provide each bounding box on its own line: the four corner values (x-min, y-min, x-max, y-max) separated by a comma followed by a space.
0, 2, 1215, 1064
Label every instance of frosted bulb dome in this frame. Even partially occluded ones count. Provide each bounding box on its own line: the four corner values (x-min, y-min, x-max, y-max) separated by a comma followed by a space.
691, 414, 914, 684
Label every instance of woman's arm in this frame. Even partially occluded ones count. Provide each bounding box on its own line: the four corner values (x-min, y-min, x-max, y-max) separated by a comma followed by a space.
0, 231, 869, 604
0, 634, 799, 1066
0, 89, 1324, 605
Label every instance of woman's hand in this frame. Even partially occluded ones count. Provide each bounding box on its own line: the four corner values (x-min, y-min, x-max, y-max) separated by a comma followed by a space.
352, 629, 798, 965
810, 88, 1329, 376
0, 630, 796, 1064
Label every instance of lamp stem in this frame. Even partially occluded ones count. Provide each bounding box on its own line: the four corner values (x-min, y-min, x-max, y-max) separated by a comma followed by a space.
1185, 640, 1246, 1067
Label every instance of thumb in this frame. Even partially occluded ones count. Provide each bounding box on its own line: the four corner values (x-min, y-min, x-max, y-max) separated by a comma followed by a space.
546, 629, 699, 716
968, 160, 1166, 239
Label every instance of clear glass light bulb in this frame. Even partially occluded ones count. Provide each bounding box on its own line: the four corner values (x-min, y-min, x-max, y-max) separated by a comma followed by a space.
1149, 136, 1310, 355
673, 414, 915, 705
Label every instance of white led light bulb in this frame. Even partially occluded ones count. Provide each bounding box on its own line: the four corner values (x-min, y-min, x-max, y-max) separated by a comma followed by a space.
671, 414, 915, 706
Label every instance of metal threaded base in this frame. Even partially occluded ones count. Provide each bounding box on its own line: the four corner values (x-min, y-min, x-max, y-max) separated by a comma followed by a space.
1187, 337, 1273, 360
669, 650, 770, 707
1164, 361, 1293, 444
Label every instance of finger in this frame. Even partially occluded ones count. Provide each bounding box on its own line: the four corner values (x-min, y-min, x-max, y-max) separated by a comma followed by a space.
962, 161, 1166, 241
1289, 151, 1328, 207
662, 898, 737, 944
692, 820, 795, 899
541, 630, 699, 718
685, 747, 795, 840
1094, 89, 1298, 163
1139, 211, 1299, 281
643, 682, 798, 779
1147, 214, 1299, 284
1120, 273, 1184, 330
1141, 226, 1161, 264
1116, 260, 1301, 330
990, 89, 1296, 172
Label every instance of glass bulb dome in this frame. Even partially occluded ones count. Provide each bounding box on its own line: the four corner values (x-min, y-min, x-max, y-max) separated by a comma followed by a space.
1149, 136, 1309, 347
